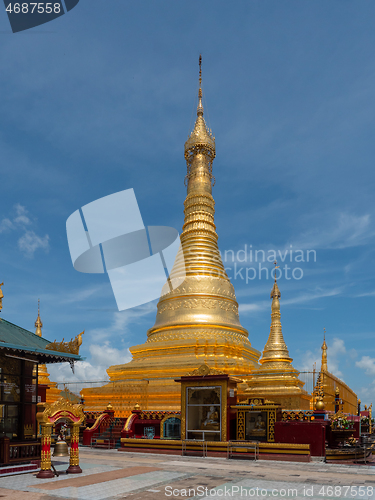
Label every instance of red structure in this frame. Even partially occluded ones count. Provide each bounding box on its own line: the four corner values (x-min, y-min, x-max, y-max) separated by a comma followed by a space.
82, 405, 117, 446
275, 420, 329, 457
121, 406, 181, 440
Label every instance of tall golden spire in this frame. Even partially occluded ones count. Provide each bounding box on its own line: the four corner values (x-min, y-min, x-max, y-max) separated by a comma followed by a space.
35, 299, 43, 337
105, 57, 260, 400
146, 55, 252, 349
321, 330, 328, 372
260, 262, 292, 365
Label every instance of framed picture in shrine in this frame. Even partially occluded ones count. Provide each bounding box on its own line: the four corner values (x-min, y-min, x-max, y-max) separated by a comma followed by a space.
245, 411, 267, 441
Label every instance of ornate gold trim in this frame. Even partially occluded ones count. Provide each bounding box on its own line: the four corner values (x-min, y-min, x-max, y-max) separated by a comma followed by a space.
46, 332, 84, 355
186, 364, 225, 376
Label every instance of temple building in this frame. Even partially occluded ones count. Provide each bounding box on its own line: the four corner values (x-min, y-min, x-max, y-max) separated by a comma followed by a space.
0, 284, 82, 464
244, 270, 310, 409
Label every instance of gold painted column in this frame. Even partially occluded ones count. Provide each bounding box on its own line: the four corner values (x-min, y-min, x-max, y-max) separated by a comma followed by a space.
36, 425, 54, 478
66, 424, 82, 474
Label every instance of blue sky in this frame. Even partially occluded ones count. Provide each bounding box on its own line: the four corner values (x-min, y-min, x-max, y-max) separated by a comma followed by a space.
1, 1, 375, 405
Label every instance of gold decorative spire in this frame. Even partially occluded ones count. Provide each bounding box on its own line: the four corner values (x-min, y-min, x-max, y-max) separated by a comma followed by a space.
184, 54, 216, 193
33, 300, 52, 385
321, 330, 328, 372
146, 56, 252, 348
260, 262, 292, 365
0, 282, 4, 312
35, 299, 43, 337
245, 262, 307, 406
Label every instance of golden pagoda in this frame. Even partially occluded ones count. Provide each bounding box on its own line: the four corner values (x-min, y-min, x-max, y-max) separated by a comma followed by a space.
34, 300, 61, 403
82, 56, 261, 415
244, 263, 310, 409
315, 333, 358, 414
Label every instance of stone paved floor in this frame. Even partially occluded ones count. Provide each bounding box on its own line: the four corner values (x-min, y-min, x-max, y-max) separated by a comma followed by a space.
1, 449, 375, 500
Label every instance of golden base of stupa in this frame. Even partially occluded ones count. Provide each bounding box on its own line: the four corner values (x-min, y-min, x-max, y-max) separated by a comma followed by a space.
82, 332, 261, 417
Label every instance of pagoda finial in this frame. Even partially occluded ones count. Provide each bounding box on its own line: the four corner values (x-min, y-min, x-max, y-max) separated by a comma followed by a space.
321, 329, 328, 372
197, 54, 203, 116
184, 55, 216, 189
0, 282, 3, 313
35, 299, 43, 337
270, 261, 281, 299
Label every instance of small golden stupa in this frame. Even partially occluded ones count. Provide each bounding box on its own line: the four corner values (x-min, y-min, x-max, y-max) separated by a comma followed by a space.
244, 264, 310, 409
82, 56, 261, 414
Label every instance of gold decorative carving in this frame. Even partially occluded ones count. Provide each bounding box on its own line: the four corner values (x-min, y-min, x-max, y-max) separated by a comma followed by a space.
237, 411, 245, 440
37, 398, 85, 426
186, 364, 225, 377
157, 298, 238, 315
46, 331, 84, 355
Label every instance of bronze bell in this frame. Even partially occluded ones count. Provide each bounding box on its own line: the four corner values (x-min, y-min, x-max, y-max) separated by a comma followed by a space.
53, 440, 69, 457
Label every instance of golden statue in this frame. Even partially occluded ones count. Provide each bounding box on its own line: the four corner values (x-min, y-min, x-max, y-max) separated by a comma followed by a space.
201, 405, 219, 430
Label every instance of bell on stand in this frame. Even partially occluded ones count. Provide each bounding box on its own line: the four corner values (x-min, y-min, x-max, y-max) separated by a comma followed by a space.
53, 440, 69, 457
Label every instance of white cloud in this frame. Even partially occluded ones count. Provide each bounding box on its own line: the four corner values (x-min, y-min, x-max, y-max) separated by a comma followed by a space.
0, 204, 49, 257
18, 230, 49, 258
48, 342, 132, 394
239, 286, 343, 315
296, 337, 349, 380
88, 304, 156, 343
355, 356, 375, 376
293, 212, 374, 250
0, 218, 14, 232
13, 203, 32, 227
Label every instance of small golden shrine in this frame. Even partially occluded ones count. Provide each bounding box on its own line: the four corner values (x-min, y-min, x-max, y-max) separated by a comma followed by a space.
231, 398, 281, 443
175, 364, 240, 442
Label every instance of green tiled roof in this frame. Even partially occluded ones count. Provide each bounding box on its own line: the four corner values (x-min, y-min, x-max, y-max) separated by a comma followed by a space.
0, 317, 82, 363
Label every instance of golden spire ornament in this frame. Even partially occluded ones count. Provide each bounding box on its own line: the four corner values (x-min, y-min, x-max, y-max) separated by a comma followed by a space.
321, 330, 328, 373
35, 299, 43, 337
0, 282, 3, 313
33, 301, 52, 385
260, 261, 292, 365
